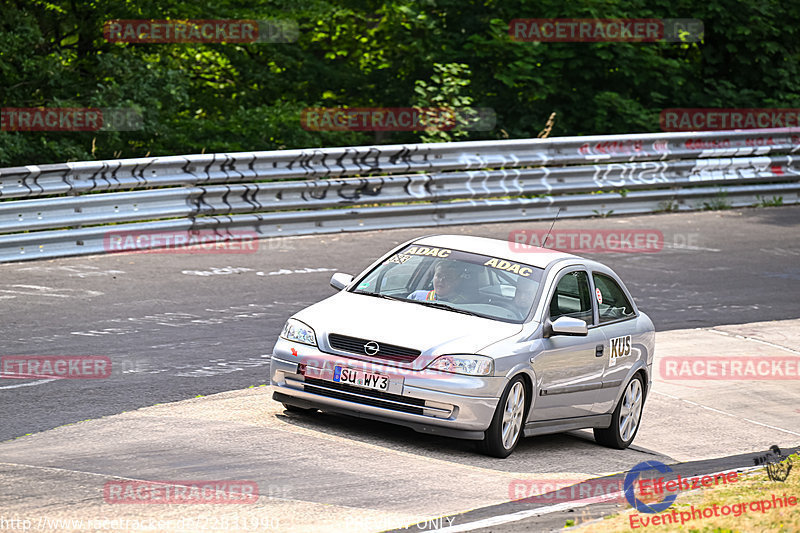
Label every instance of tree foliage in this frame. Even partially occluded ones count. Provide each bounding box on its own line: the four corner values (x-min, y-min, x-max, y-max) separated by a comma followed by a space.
1, 0, 798, 166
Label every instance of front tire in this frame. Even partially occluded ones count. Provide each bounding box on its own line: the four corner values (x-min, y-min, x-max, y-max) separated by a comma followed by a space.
594, 374, 644, 449
477, 376, 527, 458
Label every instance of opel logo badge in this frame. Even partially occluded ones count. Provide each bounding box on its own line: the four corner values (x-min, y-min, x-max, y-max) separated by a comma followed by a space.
364, 341, 380, 355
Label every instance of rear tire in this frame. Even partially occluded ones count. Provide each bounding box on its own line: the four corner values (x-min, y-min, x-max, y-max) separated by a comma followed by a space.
594, 374, 644, 449
477, 376, 527, 458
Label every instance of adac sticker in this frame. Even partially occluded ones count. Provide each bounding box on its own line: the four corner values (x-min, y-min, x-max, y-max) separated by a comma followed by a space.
596, 288, 603, 305
406, 246, 451, 258
483, 258, 534, 277
608, 335, 631, 367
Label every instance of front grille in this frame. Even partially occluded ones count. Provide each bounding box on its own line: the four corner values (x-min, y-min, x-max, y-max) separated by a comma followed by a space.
303, 376, 425, 415
328, 333, 421, 363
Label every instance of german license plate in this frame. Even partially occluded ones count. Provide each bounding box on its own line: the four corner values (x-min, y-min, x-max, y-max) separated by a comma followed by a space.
333, 365, 389, 391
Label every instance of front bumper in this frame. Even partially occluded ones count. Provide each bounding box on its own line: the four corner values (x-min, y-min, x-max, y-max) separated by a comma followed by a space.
269, 342, 504, 440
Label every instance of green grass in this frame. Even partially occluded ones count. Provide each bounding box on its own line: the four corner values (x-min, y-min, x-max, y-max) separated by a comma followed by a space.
656, 199, 680, 212
701, 191, 732, 211
755, 195, 784, 207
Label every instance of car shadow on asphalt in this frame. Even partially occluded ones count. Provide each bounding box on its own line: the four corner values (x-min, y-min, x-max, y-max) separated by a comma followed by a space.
275, 408, 673, 473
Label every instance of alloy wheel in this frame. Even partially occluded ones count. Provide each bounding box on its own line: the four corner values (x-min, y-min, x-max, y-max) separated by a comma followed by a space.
501, 381, 525, 449
618, 378, 643, 442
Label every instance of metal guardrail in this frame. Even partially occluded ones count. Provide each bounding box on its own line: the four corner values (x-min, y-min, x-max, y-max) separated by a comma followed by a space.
1, 128, 798, 262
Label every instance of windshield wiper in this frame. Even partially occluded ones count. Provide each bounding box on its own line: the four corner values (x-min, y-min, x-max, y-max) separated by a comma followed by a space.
417, 300, 483, 317
354, 291, 483, 317
353, 291, 405, 302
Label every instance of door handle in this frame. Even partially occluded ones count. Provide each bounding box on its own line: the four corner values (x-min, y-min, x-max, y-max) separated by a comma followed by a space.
595, 344, 604, 357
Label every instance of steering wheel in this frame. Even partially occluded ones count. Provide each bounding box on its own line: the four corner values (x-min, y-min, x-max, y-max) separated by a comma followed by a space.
487, 297, 524, 317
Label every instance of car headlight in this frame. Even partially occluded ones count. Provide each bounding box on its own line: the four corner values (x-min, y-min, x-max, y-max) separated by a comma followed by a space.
280, 318, 317, 346
427, 354, 494, 376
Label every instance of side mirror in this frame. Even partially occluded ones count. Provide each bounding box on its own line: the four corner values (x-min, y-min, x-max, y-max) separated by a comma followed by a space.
330, 272, 354, 291
548, 316, 589, 337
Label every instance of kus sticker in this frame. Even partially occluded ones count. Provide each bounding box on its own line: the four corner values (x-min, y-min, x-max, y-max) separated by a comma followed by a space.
406, 246, 451, 257
484, 258, 534, 277
609, 335, 632, 367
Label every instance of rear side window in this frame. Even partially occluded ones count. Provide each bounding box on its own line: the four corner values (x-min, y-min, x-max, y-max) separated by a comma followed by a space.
593, 273, 636, 323
549, 270, 594, 325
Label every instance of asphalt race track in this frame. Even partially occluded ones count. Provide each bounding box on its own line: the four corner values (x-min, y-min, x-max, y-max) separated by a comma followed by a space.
2, 206, 799, 441
1, 206, 799, 532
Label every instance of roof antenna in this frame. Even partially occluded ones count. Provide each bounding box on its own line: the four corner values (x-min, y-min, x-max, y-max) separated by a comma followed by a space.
542, 208, 561, 249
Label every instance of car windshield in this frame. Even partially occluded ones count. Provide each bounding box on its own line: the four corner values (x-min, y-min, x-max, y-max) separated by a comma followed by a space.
351, 243, 544, 323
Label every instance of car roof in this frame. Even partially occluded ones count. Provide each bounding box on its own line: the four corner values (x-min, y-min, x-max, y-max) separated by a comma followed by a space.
412, 234, 579, 269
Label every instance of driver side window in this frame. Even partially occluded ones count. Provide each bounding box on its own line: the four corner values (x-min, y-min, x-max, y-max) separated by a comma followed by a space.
548, 270, 594, 325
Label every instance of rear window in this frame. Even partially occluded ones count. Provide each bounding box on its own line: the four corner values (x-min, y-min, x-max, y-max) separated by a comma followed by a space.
593, 273, 636, 323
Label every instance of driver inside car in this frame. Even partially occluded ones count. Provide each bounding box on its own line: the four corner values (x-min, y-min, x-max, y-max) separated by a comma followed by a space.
407, 261, 471, 303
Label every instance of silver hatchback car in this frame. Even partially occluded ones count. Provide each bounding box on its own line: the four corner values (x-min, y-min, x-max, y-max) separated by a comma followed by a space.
270, 234, 655, 457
